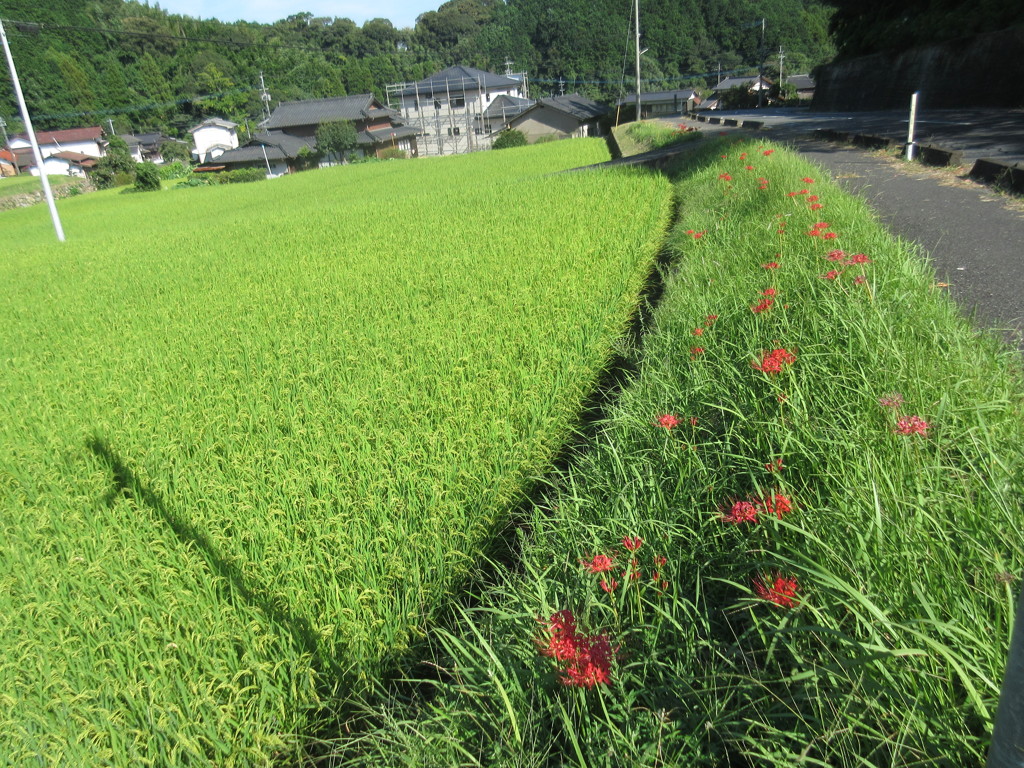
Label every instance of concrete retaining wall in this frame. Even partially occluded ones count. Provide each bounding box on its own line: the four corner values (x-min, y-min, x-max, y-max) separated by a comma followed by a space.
813, 26, 1024, 111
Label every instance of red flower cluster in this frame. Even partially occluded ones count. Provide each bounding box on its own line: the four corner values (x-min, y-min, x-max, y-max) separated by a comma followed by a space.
761, 261, 780, 269
539, 610, 615, 688
721, 492, 793, 525
753, 573, 800, 608
820, 269, 841, 280
806, 194, 819, 202
685, 229, 706, 239
765, 457, 784, 472
761, 493, 792, 519
826, 249, 846, 261
894, 415, 930, 436
810, 203, 824, 210
622, 536, 643, 552
656, 413, 680, 430
763, 149, 774, 156
807, 222, 832, 237
722, 500, 759, 525
691, 346, 705, 356
761, 288, 777, 297
752, 348, 796, 374
719, 173, 733, 181
801, 177, 815, 184
751, 298, 775, 314
580, 553, 615, 573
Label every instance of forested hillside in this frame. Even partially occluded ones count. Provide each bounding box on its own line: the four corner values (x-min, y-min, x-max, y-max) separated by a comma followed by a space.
0, 0, 834, 137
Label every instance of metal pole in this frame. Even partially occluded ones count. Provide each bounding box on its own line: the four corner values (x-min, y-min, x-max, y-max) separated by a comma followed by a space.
0, 17, 64, 241
906, 91, 919, 161
634, 0, 641, 121
757, 18, 766, 109
988, 580, 1024, 767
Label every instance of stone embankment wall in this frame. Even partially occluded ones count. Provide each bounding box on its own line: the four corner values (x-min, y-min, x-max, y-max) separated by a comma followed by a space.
813, 26, 1024, 111
0, 180, 93, 211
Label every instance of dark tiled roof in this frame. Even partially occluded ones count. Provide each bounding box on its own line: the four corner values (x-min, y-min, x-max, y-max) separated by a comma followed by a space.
217, 131, 315, 164
482, 94, 534, 119
265, 95, 379, 130
785, 74, 815, 90
402, 66, 523, 96
712, 75, 772, 92
616, 89, 698, 106
359, 125, 420, 145
50, 151, 99, 167
522, 94, 609, 122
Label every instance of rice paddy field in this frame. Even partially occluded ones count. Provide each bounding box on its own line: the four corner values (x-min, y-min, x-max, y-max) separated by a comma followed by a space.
0, 141, 675, 765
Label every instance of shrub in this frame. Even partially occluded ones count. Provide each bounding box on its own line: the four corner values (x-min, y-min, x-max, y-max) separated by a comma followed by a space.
377, 148, 407, 160
133, 162, 161, 192
492, 129, 528, 150
158, 161, 192, 180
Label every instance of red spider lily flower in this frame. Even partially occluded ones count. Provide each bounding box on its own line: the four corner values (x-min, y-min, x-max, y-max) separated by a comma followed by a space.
810, 203, 824, 210
690, 416, 698, 426
807, 194, 819, 201
759, 493, 792, 519
722, 500, 759, 525
854, 275, 867, 285
753, 573, 800, 608
752, 348, 796, 374
823, 232, 838, 240
765, 458, 784, 472
762, 261, 780, 269
745, 165, 755, 170
622, 536, 643, 552
797, 189, 809, 195
801, 177, 815, 183
720, 154, 728, 159
763, 149, 774, 155
600, 578, 619, 593
849, 253, 872, 264
580, 553, 616, 573
757, 177, 768, 183
539, 609, 580, 660
690, 346, 705, 356
878, 393, 905, 408
560, 633, 615, 689
820, 270, 841, 280
751, 298, 775, 314
719, 173, 733, 181
656, 413, 680, 429
654, 555, 668, 568
759, 184, 769, 190
693, 327, 704, 336
895, 415, 930, 436
826, 249, 846, 261
786, 191, 798, 197
705, 314, 719, 324
762, 288, 777, 296
739, 153, 747, 159
814, 222, 831, 229
806, 230, 821, 237
777, 392, 789, 402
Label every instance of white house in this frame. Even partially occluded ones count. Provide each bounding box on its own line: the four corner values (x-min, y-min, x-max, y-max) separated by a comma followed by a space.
189, 118, 239, 163
506, 94, 609, 143
8, 127, 104, 174
387, 65, 529, 155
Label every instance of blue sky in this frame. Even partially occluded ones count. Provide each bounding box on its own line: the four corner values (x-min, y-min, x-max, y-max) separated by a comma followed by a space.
153, 0, 430, 30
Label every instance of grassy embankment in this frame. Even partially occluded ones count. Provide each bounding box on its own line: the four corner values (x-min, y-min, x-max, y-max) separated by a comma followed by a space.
0, 140, 674, 765
337, 138, 1024, 768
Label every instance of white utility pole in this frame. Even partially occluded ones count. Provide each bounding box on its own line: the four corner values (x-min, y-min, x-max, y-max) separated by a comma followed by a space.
0, 17, 64, 241
778, 46, 785, 87
634, 0, 642, 120
906, 91, 919, 161
259, 72, 271, 124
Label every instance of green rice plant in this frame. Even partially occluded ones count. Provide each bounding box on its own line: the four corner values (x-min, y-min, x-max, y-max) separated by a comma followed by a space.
336, 138, 1024, 767
0, 140, 674, 764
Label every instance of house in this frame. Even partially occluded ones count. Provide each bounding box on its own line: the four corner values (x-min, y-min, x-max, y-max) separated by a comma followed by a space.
8, 126, 104, 174
263, 94, 417, 159
121, 132, 184, 164
476, 94, 534, 135
616, 89, 700, 118
505, 94, 609, 143
387, 65, 530, 155
784, 74, 815, 100
712, 75, 773, 94
189, 118, 239, 164
201, 131, 315, 176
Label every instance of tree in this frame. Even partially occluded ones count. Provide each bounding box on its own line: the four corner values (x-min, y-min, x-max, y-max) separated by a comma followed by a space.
492, 129, 527, 149
315, 120, 359, 163
133, 161, 161, 191
160, 140, 192, 164
91, 135, 136, 189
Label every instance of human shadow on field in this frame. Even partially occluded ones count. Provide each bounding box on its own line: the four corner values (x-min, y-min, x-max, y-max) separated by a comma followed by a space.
86, 435, 331, 675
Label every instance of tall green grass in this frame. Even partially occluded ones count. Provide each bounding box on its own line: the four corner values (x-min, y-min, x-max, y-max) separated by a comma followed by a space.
337, 139, 1024, 767
0, 140, 675, 764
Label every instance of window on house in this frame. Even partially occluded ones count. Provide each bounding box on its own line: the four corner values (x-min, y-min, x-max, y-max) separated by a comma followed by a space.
451, 96, 466, 109
447, 126, 461, 136
434, 99, 441, 110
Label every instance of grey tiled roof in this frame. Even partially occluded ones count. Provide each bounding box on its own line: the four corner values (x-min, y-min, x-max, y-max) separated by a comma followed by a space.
521, 94, 609, 122
265, 95, 379, 130
358, 125, 420, 145
216, 131, 315, 164
616, 89, 698, 106
402, 66, 523, 97
785, 74, 815, 90
712, 75, 772, 92
482, 94, 534, 119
